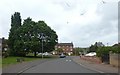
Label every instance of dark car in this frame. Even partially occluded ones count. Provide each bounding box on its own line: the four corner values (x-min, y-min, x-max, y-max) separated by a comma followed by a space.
60, 53, 66, 58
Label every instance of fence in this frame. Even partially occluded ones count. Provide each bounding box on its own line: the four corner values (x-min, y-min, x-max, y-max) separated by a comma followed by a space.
110, 53, 120, 67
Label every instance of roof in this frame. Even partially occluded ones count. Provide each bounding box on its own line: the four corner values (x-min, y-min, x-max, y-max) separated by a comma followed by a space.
56, 43, 73, 46
113, 43, 120, 47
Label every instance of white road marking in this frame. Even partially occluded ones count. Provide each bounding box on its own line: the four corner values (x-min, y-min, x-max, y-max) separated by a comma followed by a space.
66, 60, 71, 62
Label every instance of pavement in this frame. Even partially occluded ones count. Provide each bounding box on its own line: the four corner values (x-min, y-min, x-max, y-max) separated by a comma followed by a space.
72, 56, 119, 73
2, 59, 52, 73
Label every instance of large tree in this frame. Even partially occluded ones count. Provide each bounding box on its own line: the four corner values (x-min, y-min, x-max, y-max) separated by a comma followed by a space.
15, 17, 58, 57
89, 42, 104, 52
8, 12, 22, 56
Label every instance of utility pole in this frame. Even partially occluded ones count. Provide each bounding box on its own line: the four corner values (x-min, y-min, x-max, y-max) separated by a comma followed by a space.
41, 33, 44, 59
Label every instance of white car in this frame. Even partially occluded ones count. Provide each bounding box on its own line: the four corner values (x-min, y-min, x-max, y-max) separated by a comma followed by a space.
85, 52, 96, 56
37, 53, 42, 56
42, 52, 52, 56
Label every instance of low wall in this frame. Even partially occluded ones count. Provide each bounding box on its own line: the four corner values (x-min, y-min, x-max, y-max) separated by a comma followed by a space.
110, 53, 120, 67
80, 56, 102, 64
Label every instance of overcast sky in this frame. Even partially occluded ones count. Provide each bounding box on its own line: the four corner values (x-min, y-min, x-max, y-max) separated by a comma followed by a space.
0, 0, 119, 47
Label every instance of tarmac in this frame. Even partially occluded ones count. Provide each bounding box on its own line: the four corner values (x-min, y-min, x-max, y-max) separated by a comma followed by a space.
2, 56, 119, 74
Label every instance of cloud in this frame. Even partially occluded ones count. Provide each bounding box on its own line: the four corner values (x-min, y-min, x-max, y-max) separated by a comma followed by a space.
0, 0, 119, 47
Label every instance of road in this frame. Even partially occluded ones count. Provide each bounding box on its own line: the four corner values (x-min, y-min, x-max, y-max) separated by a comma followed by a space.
21, 56, 98, 73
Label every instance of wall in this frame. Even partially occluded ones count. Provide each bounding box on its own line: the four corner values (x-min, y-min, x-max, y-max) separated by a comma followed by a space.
80, 56, 102, 64
110, 53, 120, 67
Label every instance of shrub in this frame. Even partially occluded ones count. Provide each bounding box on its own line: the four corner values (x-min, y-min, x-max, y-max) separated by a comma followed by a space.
96, 47, 111, 57
111, 46, 120, 54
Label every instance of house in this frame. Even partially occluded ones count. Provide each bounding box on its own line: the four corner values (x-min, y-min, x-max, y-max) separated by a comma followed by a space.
55, 43, 74, 55
2, 37, 8, 51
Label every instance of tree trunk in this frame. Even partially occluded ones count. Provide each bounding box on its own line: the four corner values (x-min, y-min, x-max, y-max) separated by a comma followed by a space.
34, 52, 37, 57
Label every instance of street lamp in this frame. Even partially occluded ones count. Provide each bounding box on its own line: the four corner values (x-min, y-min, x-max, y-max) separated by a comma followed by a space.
41, 33, 44, 59
39, 33, 48, 58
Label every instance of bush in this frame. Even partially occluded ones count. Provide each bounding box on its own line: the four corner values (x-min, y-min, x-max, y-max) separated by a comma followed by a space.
2, 51, 9, 58
96, 47, 111, 57
111, 46, 120, 54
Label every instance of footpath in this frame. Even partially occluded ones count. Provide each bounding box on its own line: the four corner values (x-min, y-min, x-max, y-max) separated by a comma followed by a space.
72, 56, 119, 73
2, 59, 51, 73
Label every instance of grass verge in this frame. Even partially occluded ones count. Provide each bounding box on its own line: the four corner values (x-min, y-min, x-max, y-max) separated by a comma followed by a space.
2, 55, 59, 68
2, 56, 40, 68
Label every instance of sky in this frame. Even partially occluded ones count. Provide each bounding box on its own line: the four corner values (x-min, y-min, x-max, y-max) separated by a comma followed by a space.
0, 0, 119, 47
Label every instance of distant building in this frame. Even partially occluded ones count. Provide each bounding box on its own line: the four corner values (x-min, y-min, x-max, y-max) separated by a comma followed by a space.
55, 43, 74, 55
112, 43, 120, 47
1, 37, 8, 51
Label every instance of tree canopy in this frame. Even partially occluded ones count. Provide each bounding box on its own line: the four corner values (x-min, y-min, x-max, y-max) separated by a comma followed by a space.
8, 12, 22, 56
89, 42, 104, 52
8, 12, 58, 57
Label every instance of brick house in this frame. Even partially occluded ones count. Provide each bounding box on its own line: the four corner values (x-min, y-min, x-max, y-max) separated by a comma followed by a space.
55, 43, 74, 55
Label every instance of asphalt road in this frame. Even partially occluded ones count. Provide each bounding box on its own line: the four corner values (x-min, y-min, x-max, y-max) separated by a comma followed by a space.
21, 56, 98, 73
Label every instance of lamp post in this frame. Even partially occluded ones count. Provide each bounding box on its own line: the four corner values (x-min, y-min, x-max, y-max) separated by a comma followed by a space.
41, 33, 44, 59
39, 33, 47, 59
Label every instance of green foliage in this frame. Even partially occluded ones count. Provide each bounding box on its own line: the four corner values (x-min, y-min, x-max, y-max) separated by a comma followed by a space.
2, 56, 40, 67
89, 45, 97, 52
9, 16, 58, 57
8, 12, 58, 57
73, 47, 84, 55
96, 46, 111, 57
89, 42, 104, 52
8, 12, 22, 56
111, 46, 120, 54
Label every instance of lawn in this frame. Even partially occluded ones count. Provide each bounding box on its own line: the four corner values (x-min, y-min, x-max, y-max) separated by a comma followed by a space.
2, 56, 40, 68
2, 55, 59, 68
0, 58, 2, 68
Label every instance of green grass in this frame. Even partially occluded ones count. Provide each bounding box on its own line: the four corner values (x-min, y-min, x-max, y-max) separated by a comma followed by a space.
0, 58, 2, 68
2, 55, 59, 68
2, 56, 40, 68
26, 53, 34, 56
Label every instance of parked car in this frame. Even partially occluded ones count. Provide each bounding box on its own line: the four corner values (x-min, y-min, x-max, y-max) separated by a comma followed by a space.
42, 52, 52, 56
37, 53, 42, 56
37, 52, 52, 56
59, 53, 66, 58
